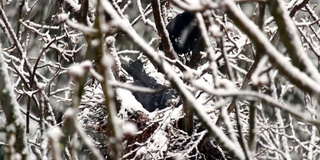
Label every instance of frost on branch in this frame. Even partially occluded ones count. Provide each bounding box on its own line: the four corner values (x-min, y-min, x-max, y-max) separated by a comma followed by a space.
0, 47, 28, 160
1, 0, 320, 160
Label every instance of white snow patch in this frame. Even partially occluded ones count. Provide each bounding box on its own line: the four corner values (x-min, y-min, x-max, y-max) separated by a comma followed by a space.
37, 82, 46, 90
117, 88, 148, 115
184, 0, 201, 9
64, 108, 76, 118
58, 13, 69, 22
149, 130, 168, 155
170, 105, 183, 121
68, 63, 85, 78
217, 78, 236, 90
136, 146, 147, 157
68, 60, 93, 79
122, 121, 138, 135
145, 60, 166, 84
47, 127, 62, 141
209, 25, 222, 37
81, 108, 91, 117
101, 54, 114, 68
80, 60, 92, 69
64, 0, 81, 11
90, 39, 100, 47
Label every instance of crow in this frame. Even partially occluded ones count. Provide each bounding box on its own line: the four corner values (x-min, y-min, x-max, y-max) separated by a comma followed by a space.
160, 12, 204, 67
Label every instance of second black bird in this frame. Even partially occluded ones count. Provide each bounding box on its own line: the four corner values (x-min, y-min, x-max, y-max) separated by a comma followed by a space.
160, 12, 204, 67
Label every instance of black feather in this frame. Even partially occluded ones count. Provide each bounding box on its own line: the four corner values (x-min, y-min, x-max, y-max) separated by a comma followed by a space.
160, 12, 203, 66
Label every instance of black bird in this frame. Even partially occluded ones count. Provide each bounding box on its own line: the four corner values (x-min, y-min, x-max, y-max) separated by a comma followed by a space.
122, 60, 177, 112
160, 12, 204, 67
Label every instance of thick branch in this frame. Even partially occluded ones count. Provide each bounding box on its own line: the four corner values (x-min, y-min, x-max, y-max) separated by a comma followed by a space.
151, 0, 178, 60
267, 0, 320, 82
223, 0, 320, 100
0, 47, 28, 160
100, 1, 245, 159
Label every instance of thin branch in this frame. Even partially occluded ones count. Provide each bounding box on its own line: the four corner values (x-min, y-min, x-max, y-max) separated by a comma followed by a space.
100, 1, 245, 159
0, 7, 25, 58
223, 0, 320, 100
192, 81, 320, 126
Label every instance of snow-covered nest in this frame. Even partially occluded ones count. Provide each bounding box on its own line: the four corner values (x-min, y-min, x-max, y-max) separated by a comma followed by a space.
76, 61, 232, 159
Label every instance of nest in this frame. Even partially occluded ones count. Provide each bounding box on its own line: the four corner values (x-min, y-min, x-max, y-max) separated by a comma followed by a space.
77, 84, 230, 160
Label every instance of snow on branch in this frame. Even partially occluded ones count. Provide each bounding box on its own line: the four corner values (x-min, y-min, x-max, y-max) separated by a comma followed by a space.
100, 1, 246, 159
224, 0, 320, 99
0, 46, 28, 160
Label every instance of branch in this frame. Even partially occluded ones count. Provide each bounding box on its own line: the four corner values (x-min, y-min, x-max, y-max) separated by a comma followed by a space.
268, 0, 320, 82
192, 81, 320, 126
223, 0, 320, 100
0, 46, 28, 160
151, 0, 178, 60
0, 7, 25, 58
100, 1, 245, 159
88, 1, 122, 159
